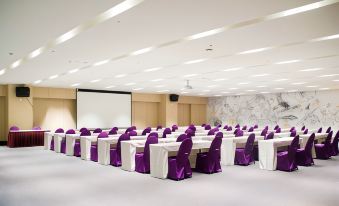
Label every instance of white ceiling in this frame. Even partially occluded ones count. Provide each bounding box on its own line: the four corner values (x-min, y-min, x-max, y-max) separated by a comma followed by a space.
1, 0, 339, 97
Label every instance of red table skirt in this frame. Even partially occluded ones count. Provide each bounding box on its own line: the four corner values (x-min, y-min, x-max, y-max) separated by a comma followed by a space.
7, 131, 45, 148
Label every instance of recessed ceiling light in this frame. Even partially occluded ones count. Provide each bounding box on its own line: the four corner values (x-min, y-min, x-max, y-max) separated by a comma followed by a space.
184, 59, 207, 65
68, 68, 80, 74
319, 74, 339, 78
71, 83, 80, 87
151, 78, 163, 82
229, 87, 238, 90
143, 67, 162, 72
260, 91, 269, 94
224, 67, 242, 72
274, 78, 289, 82
49, 75, 58, 80
238, 82, 250, 85
275, 59, 300, 65
319, 87, 330, 90
115, 74, 127, 78
183, 74, 198, 78
246, 90, 256, 92
0, 69, 6, 76
181, 91, 189, 94
213, 78, 226, 82
11, 59, 22, 69
306, 85, 319, 88
131, 47, 154, 56
155, 85, 165, 88
287, 90, 298, 92
237, 47, 272, 55
156, 90, 169, 93
105, 85, 116, 89
133, 88, 143, 91
198, 93, 205, 96
202, 90, 210, 92
252, 73, 270, 77
275, 88, 284, 90
186, 28, 225, 40
214, 94, 222, 97
93, 59, 110, 66
235, 93, 244, 96
311, 34, 339, 42
291, 82, 306, 85
256, 85, 267, 88
299, 68, 323, 72
90, 79, 101, 83
207, 85, 218, 88
125, 82, 136, 86
34, 80, 42, 84
55, 28, 80, 44
221, 91, 230, 93
28, 47, 44, 59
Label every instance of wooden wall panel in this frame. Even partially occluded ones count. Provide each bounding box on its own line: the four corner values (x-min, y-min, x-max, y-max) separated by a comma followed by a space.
132, 101, 159, 128
0, 97, 6, 141
178, 103, 191, 126
33, 98, 76, 130
191, 104, 207, 125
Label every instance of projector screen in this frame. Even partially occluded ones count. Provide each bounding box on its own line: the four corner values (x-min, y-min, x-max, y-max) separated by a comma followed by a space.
77, 89, 131, 129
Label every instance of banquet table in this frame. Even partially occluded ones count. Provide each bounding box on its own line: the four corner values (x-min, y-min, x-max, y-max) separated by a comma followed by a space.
53, 133, 67, 153
44, 132, 54, 150
8, 130, 48, 148
121, 138, 177, 171
150, 140, 211, 179
97, 135, 148, 164
65, 134, 81, 156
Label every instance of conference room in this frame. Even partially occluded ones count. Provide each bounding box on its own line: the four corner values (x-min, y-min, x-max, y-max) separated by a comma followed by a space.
0, 0, 339, 206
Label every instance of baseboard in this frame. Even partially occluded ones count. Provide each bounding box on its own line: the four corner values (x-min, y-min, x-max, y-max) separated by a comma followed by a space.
0, 141, 7, 146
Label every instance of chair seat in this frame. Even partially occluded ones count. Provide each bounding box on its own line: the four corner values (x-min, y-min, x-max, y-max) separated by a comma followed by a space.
195, 152, 221, 174
277, 151, 288, 157
135, 152, 148, 173
167, 157, 192, 180
73, 142, 81, 157
234, 148, 254, 166
277, 151, 298, 171
110, 148, 121, 166
90, 146, 98, 162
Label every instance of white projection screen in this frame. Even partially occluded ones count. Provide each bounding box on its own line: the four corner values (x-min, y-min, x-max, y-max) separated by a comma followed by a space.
77, 89, 131, 129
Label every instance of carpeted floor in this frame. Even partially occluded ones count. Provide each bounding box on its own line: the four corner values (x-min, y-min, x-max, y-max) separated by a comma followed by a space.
0, 146, 338, 206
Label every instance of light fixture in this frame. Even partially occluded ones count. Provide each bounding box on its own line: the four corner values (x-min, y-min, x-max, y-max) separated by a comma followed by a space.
131, 47, 154, 56
184, 59, 207, 65
319, 74, 339, 77
222, 91, 230, 93
275, 88, 284, 90
155, 85, 165, 88
0, 69, 6, 76
143, 67, 162, 72
246, 90, 256, 92
224, 67, 242, 72
49, 75, 58, 80
93, 59, 110, 66
299, 68, 323, 72
133, 88, 143, 91
306, 85, 319, 88
260, 91, 269, 94
287, 90, 298, 92
125, 82, 136, 86
275, 59, 300, 65
256, 85, 267, 88
181, 91, 189, 94
291, 82, 307, 85
213, 78, 226, 82
90, 79, 101, 83
115, 74, 127, 78
55, 28, 81, 45
28, 47, 44, 59
252, 73, 270, 77
34, 80, 42, 84
183, 74, 198, 78
11, 59, 22, 69
202, 90, 210, 92
156, 90, 169, 93
106, 85, 116, 89
214, 94, 222, 97
311, 34, 339, 42
71, 83, 80, 87
186, 28, 225, 40
274, 78, 289, 82
207, 85, 218, 88
238, 82, 250, 85
235, 93, 244, 96
151, 78, 163, 82
68, 68, 80, 74
237, 47, 272, 55
319, 87, 330, 90
229, 87, 239, 90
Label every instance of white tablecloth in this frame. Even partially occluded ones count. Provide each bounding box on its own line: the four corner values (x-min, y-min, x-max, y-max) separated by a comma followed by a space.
97, 135, 147, 165
53, 133, 66, 153
44, 132, 53, 150
65, 134, 81, 156
121, 138, 177, 172
150, 140, 211, 179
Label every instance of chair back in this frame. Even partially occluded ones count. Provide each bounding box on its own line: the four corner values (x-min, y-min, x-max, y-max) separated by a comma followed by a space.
55, 128, 64, 133
172, 125, 178, 132
9, 126, 20, 131
201, 123, 206, 127
304, 133, 315, 157
233, 128, 239, 135
326, 127, 332, 133
235, 124, 240, 128
216, 124, 222, 128
324, 131, 333, 149
142, 127, 152, 135
275, 128, 281, 133
265, 132, 274, 140
227, 126, 232, 131
98, 132, 108, 138
32, 126, 41, 130
288, 135, 299, 163
131, 126, 137, 130
301, 126, 305, 131
66, 129, 75, 134
303, 129, 308, 134
79, 127, 88, 133
143, 135, 158, 169
290, 130, 297, 137
207, 129, 215, 136
208, 135, 223, 161
332, 130, 339, 154
223, 125, 228, 130
253, 124, 258, 129
116, 134, 130, 156
261, 129, 268, 136
93, 128, 102, 133
290, 127, 296, 132
317, 127, 322, 133
148, 132, 159, 138
274, 125, 279, 130
109, 128, 118, 135
242, 125, 247, 130
244, 134, 255, 155
176, 138, 193, 167
189, 125, 196, 132
248, 127, 254, 132
215, 132, 223, 138
156, 125, 162, 131
185, 128, 195, 137
204, 125, 211, 130
235, 130, 244, 137
80, 129, 91, 136
129, 130, 137, 136
162, 128, 172, 138
176, 134, 189, 142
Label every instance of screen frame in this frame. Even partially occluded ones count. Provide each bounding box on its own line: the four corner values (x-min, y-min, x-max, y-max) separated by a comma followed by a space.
76, 88, 132, 129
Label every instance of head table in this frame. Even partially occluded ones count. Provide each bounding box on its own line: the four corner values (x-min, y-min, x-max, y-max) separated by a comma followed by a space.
8, 130, 49, 148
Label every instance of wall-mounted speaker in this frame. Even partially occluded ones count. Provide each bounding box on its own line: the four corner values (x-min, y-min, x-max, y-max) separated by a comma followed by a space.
169, 94, 179, 102
16, 87, 30, 97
